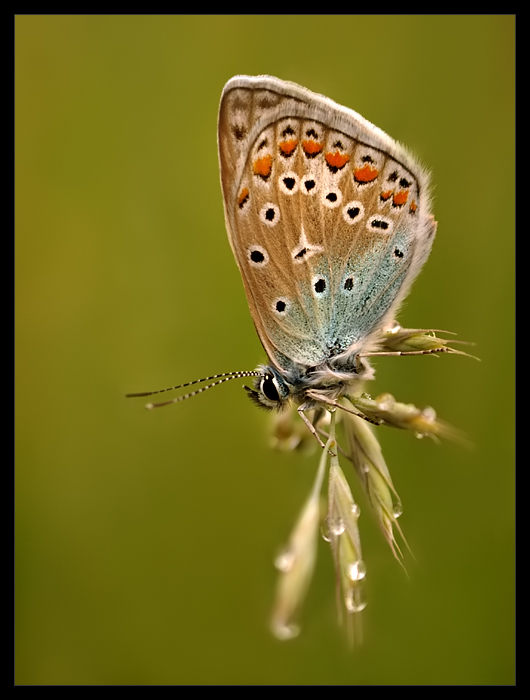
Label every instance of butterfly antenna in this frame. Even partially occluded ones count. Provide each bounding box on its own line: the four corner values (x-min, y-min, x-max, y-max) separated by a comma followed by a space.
126, 371, 263, 409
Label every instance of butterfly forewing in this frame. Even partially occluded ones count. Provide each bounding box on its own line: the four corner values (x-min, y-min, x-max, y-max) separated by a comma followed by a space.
218, 76, 436, 375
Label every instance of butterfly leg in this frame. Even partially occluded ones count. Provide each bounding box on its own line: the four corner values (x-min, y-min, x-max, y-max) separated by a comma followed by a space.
297, 404, 336, 455
305, 391, 381, 426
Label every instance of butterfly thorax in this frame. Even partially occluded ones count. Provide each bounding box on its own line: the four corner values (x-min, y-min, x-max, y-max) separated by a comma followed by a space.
245, 354, 374, 411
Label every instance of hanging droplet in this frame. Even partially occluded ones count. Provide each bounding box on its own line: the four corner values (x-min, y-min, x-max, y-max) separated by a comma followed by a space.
330, 517, 345, 536
271, 622, 300, 640
348, 560, 367, 582
345, 589, 367, 614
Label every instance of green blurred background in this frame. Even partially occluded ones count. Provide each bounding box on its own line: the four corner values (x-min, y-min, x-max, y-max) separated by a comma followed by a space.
15, 16, 515, 685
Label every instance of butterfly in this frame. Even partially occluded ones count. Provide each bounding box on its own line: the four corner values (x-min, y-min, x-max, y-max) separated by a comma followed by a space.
128, 75, 438, 436
216, 75, 436, 440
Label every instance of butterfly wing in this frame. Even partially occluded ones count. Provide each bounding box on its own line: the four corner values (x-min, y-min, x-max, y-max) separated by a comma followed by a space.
218, 76, 436, 375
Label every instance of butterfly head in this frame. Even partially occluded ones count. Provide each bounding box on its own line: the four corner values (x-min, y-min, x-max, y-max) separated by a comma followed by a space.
244, 364, 291, 411
244, 350, 376, 411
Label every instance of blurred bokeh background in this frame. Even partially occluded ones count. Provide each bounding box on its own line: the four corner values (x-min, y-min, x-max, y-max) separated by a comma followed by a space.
15, 16, 514, 684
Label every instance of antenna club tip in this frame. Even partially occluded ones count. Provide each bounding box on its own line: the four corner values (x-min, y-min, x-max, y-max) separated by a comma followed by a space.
145, 403, 154, 410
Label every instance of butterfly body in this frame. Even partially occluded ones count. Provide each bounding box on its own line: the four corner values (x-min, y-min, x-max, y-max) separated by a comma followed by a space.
218, 76, 436, 412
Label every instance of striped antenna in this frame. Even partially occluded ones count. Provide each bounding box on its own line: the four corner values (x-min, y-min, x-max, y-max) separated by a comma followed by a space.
126, 370, 263, 409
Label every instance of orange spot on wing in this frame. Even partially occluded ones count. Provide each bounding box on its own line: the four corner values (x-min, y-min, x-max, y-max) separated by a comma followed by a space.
354, 163, 379, 183
279, 139, 298, 156
253, 154, 272, 178
409, 200, 418, 213
238, 187, 249, 208
302, 140, 323, 156
393, 190, 409, 206
325, 151, 350, 169
380, 190, 393, 201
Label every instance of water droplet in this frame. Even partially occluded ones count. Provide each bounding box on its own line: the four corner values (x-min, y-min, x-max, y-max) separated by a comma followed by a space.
348, 560, 367, 581
271, 621, 300, 640
274, 548, 295, 572
350, 503, 361, 518
345, 589, 367, 614
330, 517, 345, 536
393, 501, 403, 518
320, 524, 331, 543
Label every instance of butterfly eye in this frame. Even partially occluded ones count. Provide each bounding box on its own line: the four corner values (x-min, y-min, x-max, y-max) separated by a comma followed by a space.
261, 375, 281, 402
